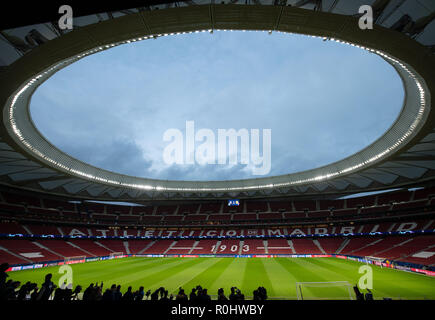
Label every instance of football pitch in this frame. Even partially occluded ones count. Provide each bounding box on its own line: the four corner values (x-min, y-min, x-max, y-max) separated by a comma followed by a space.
7, 257, 435, 300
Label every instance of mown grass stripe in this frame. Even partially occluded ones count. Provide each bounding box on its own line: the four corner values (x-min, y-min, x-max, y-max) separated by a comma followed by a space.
212, 258, 247, 293
260, 258, 300, 299
109, 257, 203, 288
71, 257, 176, 279
75, 258, 184, 288
178, 257, 235, 296
127, 257, 209, 291
241, 258, 275, 298
155, 258, 223, 295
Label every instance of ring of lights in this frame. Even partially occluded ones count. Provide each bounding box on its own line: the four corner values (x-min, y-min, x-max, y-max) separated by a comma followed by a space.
0, 5, 433, 194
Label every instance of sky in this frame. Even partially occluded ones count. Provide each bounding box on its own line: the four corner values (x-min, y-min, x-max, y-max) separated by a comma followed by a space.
30, 31, 404, 181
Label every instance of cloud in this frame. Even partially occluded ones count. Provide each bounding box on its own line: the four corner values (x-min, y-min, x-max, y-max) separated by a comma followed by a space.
65, 137, 152, 178
30, 31, 403, 181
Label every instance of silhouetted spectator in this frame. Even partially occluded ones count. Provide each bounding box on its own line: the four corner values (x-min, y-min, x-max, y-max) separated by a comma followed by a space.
189, 288, 197, 301
114, 285, 122, 301
253, 286, 267, 300
237, 289, 245, 300
30, 285, 39, 301
160, 290, 170, 301
0, 263, 9, 287
16, 281, 31, 300
258, 287, 267, 300
0, 275, 277, 302
62, 283, 73, 301
198, 288, 211, 302
37, 274, 55, 301
217, 288, 228, 301
53, 284, 66, 301
229, 287, 237, 301
71, 285, 82, 300
93, 283, 103, 301
176, 288, 188, 301
229, 287, 244, 301
365, 289, 373, 300
145, 289, 151, 300
103, 284, 116, 301
83, 283, 94, 301
134, 286, 144, 301
150, 288, 160, 301
17, 282, 37, 301
122, 286, 134, 301
4, 281, 20, 300
353, 285, 364, 301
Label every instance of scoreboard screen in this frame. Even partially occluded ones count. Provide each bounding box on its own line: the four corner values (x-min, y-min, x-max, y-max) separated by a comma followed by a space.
227, 199, 240, 206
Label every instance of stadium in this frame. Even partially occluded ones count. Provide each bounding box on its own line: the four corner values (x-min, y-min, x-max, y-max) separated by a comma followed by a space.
0, 0, 435, 303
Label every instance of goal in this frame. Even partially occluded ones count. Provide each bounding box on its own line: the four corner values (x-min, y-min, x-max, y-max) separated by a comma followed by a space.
296, 281, 354, 300
109, 252, 124, 259
365, 256, 386, 266
64, 256, 86, 264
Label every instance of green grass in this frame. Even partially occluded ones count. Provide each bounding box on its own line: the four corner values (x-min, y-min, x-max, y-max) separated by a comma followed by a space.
7, 257, 435, 300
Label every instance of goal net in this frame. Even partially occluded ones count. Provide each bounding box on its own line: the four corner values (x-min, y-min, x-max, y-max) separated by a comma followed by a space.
109, 252, 124, 259
64, 256, 86, 264
296, 281, 354, 300
365, 256, 386, 266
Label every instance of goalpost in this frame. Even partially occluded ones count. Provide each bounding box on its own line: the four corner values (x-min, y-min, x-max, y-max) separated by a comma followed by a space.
365, 256, 386, 267
64, 256, 86, 264
109, 252, 124, 259
296, 281, 354, 300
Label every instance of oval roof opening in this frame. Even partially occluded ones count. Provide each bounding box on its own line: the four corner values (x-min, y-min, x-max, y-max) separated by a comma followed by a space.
30, 31, 403, 181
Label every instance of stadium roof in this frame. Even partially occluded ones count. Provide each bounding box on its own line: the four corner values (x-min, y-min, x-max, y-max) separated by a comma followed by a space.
0, 1, 435, 201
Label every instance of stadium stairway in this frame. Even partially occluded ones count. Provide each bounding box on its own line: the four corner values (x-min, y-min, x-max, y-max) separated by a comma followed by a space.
340, 238, 383, 255
316, 238, 345, 254
351, 237, 408, 257
287, 240, 296, 254
163, 241, 179, 254
292, 239, 324, 254
238, 240, 244, 255
137, 241, 155, 254
68, 240, 111, 256
240, 239, 267, 255
33, 241, 64, 259
0, 245, 32, 264
66, 241, 95, 257
336, 239, 350, 254
399, 239, 435, 265
123, 241, 130, 255
189, 240, 219, 254
165, 240, 197, 255
99, 240, 126, 253
0, 240, 64, 263
313, 239, 326, 254
22, 225, 32, 235
212, 240, 221, 254
188, 241, 200, 254
38, 240, 92, 258
94, 241, 116, 253
371, 238, 414, 257
56, 226, 64, 236
142, 240, 173, 254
